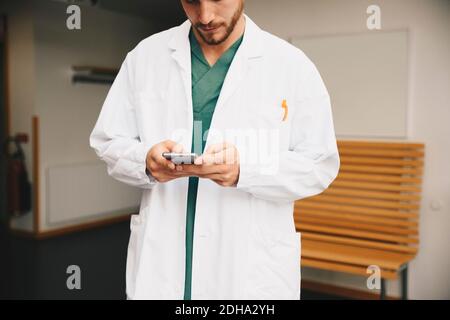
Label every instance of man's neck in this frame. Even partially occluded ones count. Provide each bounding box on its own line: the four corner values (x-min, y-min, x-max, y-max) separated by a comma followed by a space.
193, 15, 246, 66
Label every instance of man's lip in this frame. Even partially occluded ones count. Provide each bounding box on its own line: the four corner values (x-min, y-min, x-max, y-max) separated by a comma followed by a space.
200, 26, 219, 32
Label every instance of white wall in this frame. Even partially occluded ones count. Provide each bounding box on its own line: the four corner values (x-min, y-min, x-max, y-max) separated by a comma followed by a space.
291, 31, 409, 138
33, 1, 156, 231
246, 0, 450, 299
3, 0, 158, 231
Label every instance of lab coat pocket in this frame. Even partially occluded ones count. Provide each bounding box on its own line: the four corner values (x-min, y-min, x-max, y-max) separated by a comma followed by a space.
135, 91, 168, 144
247, 228, 301, 299
269, 231, 301, 298
257, 102, 291, 152
126, 212, 146, 298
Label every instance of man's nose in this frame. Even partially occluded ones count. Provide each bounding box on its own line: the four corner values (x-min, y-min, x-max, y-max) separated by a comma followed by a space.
198, 1, 215, 25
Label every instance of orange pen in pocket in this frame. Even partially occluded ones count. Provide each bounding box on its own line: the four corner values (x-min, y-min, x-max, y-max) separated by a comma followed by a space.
281, 99, 288, 121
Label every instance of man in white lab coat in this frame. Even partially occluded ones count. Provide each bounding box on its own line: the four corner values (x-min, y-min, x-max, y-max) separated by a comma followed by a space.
90, 0, 340, 300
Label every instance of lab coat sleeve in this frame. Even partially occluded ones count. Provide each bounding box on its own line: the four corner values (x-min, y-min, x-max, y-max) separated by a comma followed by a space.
89, 53, 157, 189
236, 63, 340, 202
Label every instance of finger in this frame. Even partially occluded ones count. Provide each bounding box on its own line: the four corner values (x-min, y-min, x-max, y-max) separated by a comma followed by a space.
180, 164, 225, 176
196, 152, 217, 165
175, 164, 200, 175
198, 143, 236, 164
200, 148, 237, 165
169, 165, 196, 177
195, 148, 222, 165
221, 147, 238, 164
171, 143, 186, 153
164, 141, 187, 169
203, 142, 230, 155
153, 141, 175, 165
162, 140, 178, 150
167, 161, 175, 170
194, 156, 203, 165
201, 164, 227, 175
152, 152, 175, 170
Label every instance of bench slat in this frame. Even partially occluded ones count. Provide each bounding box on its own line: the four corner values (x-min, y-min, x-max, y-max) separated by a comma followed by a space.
337, 172, 422, 184
323, 187, 421, 201
339, 156, 424, 167
297, 216, 418, 235
337, 148, 424, 158
297, 223, 419, 244
337, 140, 424, 150
297, 209, 418, 228
297, 201, 418, 219
301, 232, 418, 254
340, 164, 423, 175
301, 257, 399, 280
331, 180, 421, 192
302, 239, 415, 270
306, 194, 420, 210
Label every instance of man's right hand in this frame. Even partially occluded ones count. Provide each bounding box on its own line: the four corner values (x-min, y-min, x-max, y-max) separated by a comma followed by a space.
146, 140, 187, 183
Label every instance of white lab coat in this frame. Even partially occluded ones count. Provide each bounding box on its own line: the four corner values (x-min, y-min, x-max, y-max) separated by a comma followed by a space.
90, 16, 340, 300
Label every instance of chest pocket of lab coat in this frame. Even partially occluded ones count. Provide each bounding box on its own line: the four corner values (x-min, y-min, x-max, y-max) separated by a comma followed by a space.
255, 98, 292, 153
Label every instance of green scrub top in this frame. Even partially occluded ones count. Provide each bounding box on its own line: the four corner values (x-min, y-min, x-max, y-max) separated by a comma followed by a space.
184, 29, 244, 300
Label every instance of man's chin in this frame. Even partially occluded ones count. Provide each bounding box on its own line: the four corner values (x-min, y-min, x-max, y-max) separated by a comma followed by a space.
203, 34, 228, 45
197, 27, 228, 45
204, 37, 222, 46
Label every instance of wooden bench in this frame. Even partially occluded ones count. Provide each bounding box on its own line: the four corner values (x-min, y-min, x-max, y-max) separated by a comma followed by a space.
294, 140, 425, 299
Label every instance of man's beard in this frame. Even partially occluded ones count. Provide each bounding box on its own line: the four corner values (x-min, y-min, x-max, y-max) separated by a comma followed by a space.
194, 2, 244, 46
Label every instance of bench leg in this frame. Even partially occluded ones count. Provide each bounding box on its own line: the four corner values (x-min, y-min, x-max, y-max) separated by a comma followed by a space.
380, 279, 386, 300
401, 266, 408, 300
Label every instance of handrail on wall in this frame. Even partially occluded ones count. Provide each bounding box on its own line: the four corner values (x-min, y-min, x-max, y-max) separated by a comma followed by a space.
71, 66, 118, 85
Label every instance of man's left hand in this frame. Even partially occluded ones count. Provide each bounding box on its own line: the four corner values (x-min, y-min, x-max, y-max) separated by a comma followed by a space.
175, 142, 240, 187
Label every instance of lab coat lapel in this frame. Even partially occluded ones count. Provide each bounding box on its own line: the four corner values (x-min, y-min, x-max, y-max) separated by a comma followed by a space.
214, 46, 248, 117
169, 20, 194, 148
205, 15, 264, 150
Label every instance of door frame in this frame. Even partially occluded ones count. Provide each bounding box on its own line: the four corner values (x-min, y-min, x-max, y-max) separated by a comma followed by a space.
0, 14, 10, 225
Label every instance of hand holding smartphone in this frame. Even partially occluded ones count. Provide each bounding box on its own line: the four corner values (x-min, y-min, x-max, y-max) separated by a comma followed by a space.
162, 152, 199, 165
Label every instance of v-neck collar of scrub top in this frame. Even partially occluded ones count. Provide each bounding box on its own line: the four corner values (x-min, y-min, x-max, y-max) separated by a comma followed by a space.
189, 28, 244, 115
189, 28, 244, 71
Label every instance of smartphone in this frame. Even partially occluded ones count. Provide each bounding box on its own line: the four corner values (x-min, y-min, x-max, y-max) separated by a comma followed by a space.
162, 152, 199, 165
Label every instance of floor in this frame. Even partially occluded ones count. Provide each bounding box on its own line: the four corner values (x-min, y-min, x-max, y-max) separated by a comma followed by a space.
0, 221, 345, 300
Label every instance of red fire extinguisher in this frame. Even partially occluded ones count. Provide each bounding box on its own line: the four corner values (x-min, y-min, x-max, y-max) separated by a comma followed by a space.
5, 134, 31, 217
